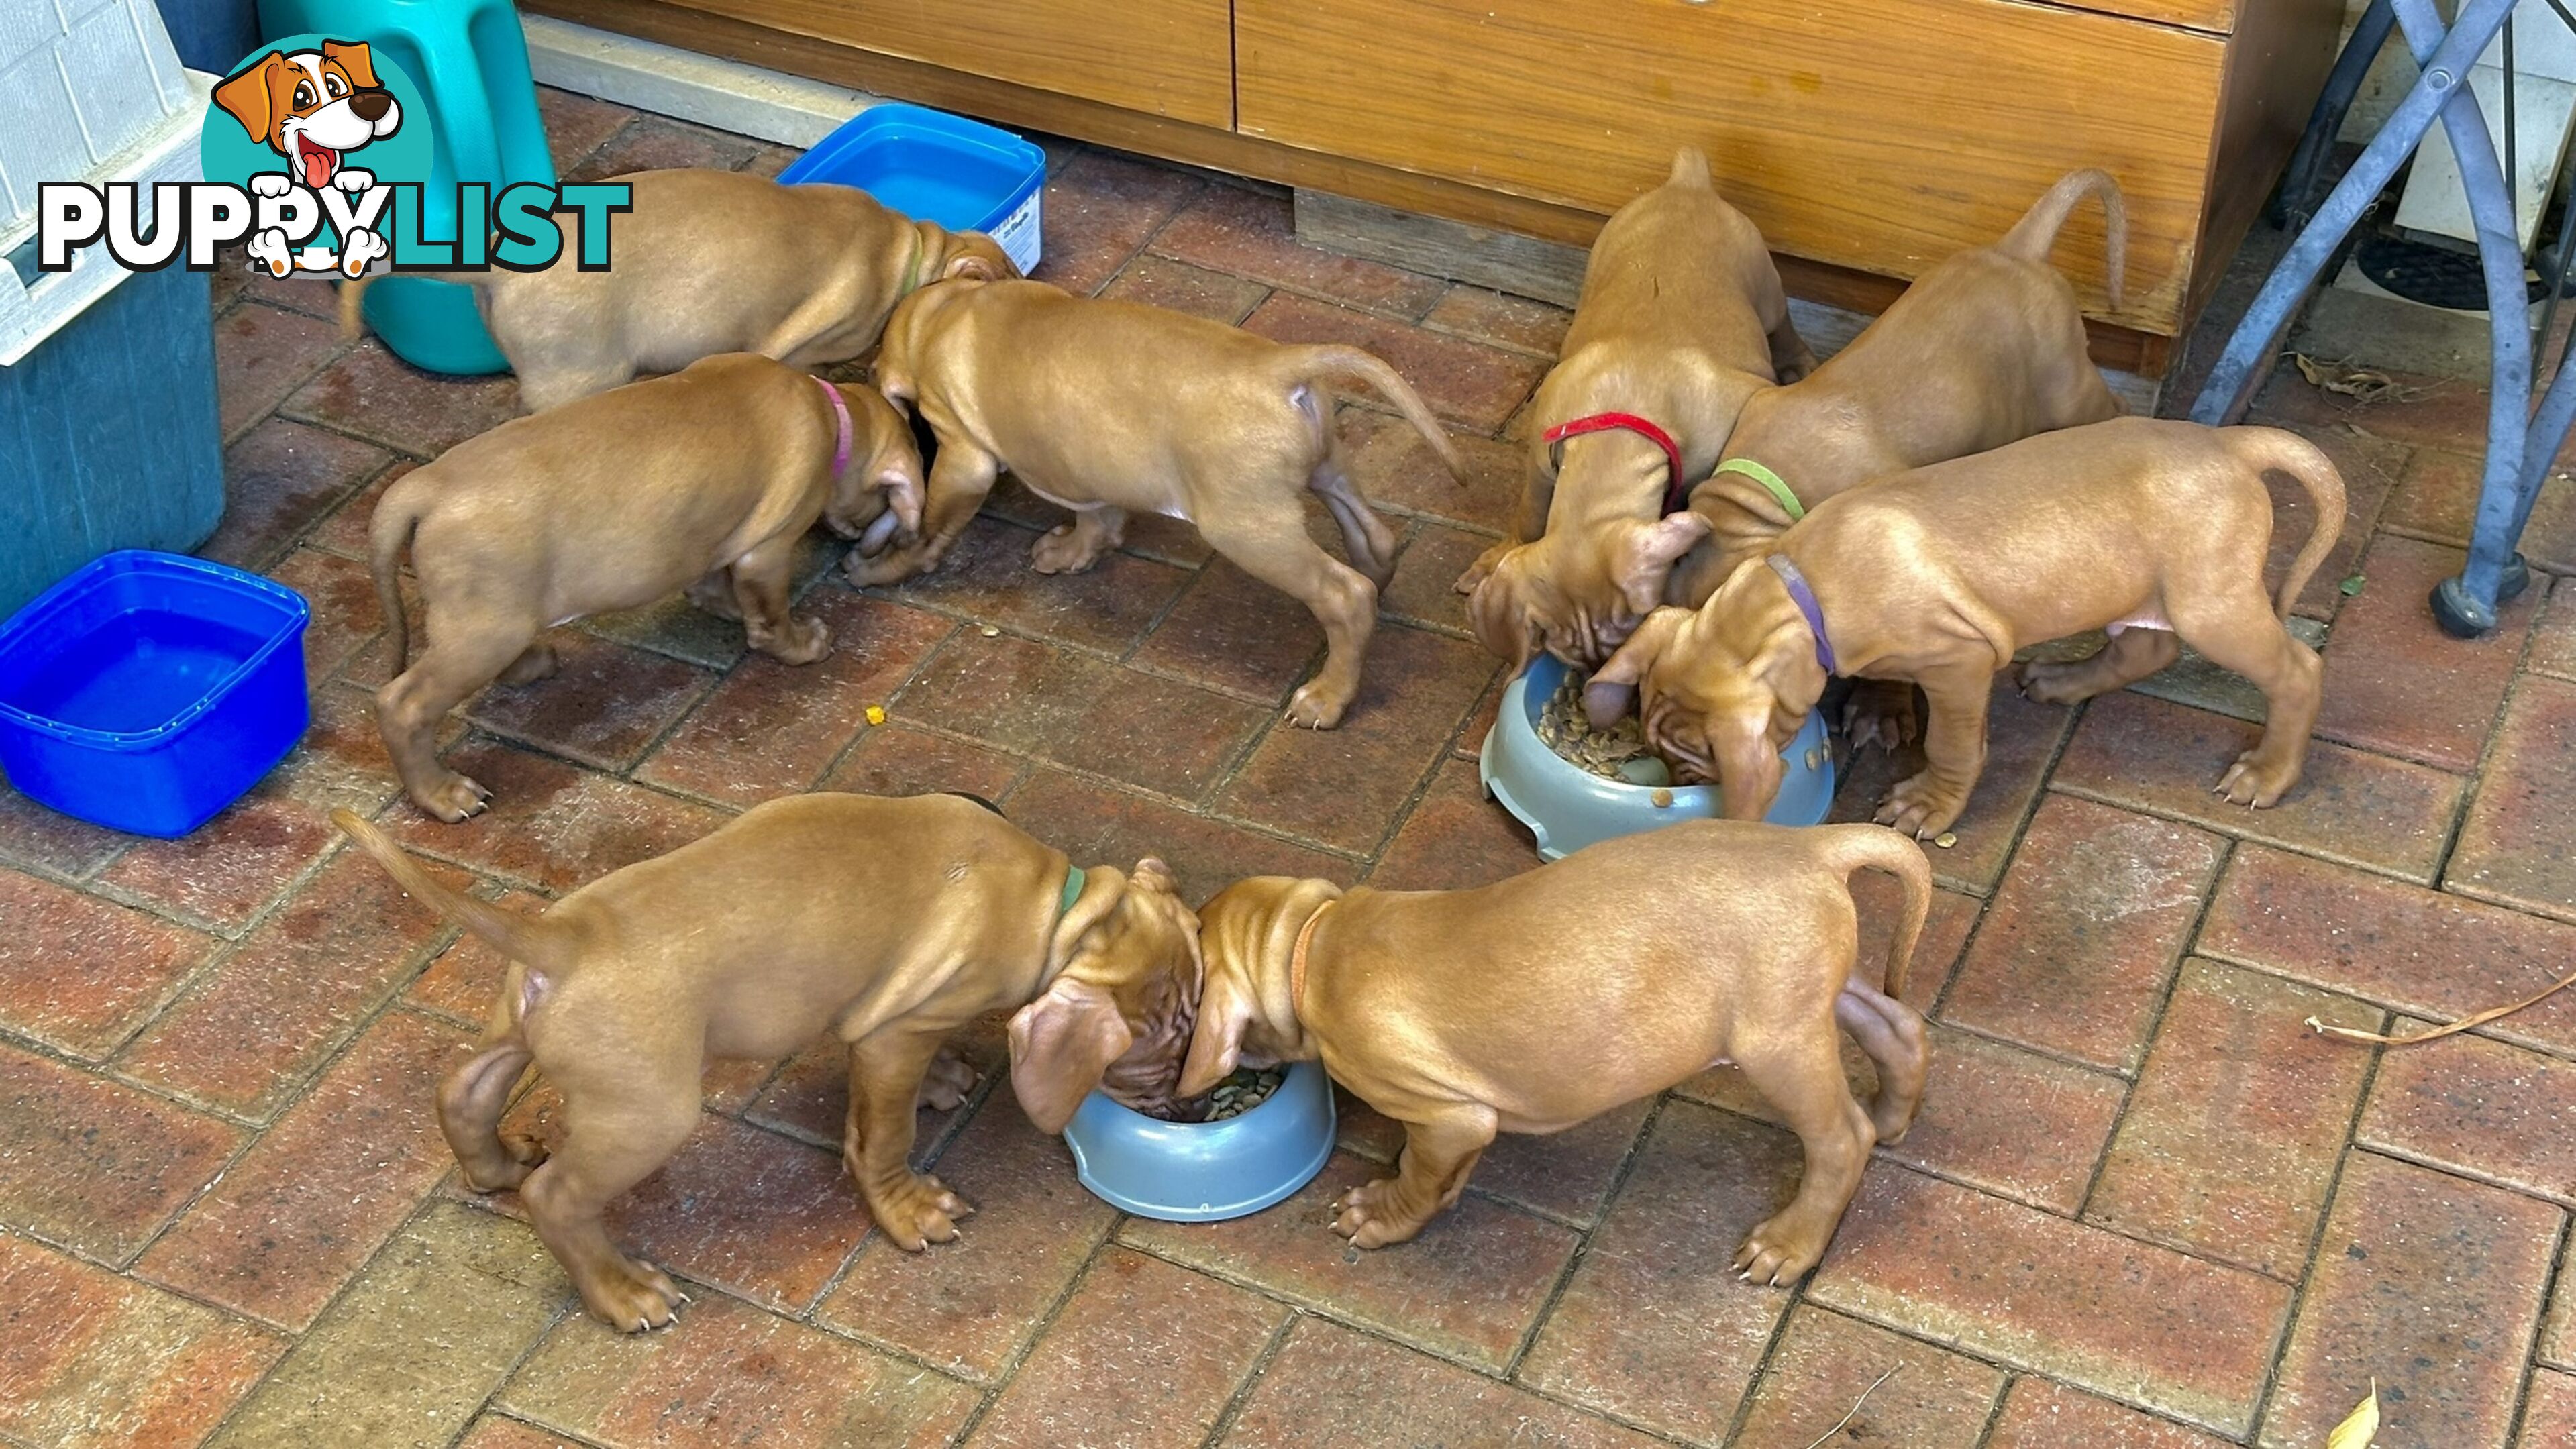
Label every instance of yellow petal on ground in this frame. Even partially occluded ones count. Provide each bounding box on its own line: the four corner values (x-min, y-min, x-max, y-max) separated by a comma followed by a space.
2326, 1381, 2380, 1449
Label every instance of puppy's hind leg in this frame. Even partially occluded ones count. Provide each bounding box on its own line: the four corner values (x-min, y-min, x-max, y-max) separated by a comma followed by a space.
1310, 456, 1399, 590
495, 641, 558, 686
846, 443, 997, 587
1731, 1020, 1877, 1285
519, 1068, 699, 1332
1204, 498, 1380, 729
684, 567, 743, 621
730, 533, 831, 664
2173, 588, 2324, 807
376, 612, 537, 822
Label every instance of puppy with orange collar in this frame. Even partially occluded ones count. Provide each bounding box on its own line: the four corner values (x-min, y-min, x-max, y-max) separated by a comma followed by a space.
1458, 148, 1808, 670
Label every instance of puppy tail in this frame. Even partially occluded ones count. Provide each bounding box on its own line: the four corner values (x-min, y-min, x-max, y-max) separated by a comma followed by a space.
2230, 426, 2349, 619
367, 488, 421, 674
1816, 825, 1932, 1000
1292, 345, 1467, 482
1998, 168, 2126, 312
329, 808, 574, 976
1669, 146, 1713, 189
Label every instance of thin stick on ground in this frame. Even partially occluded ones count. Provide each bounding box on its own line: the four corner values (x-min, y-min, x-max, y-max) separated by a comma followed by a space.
1798, 1365, 1904, 1449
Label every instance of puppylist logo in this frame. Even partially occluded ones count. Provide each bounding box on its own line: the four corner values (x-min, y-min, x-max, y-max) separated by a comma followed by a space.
38, 35, 630, 280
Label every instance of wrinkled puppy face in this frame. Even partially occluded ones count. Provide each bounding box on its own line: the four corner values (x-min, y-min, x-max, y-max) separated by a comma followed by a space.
1467, 514, 1713, 670
1587, 582, 1814, 821
1006, 859, 1204, 1132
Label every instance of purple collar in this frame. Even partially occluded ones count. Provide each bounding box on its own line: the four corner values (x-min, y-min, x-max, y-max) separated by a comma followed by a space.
812, 376, 853, 479
1766, 554, 1837, 675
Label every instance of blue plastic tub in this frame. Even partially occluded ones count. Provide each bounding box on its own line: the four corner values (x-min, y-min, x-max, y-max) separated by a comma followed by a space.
1062, 1061, 1336, 1222
0, 552, 312, 837
1480, 654, 1835, 861
777, 103, 1046, 276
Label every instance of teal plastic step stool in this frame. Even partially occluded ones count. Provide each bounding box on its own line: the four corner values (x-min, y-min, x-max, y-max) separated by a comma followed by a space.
255, 0, 555, 376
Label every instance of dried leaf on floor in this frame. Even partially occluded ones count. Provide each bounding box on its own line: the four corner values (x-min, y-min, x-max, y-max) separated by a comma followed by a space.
2291, 353, 2431, 406
2326, 1381, 2380, 1448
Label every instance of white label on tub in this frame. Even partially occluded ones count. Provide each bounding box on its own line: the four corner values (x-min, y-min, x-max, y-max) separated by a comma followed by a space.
992, 186, 1042, 276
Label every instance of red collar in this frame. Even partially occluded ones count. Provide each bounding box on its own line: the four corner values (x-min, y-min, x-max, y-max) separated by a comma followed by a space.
1542, 413, 1689, 514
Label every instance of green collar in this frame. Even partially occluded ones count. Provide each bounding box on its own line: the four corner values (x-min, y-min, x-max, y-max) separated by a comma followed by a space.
1059, 865, 1086, 918
1714, 458, 1804, 521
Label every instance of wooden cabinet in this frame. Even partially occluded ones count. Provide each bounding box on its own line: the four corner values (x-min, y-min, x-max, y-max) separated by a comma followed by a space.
537, 0, 2342, 359
658, 0, 1235, 127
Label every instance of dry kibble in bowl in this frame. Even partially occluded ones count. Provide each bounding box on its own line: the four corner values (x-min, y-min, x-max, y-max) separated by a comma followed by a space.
1535, 671, 1669, 785
1149, 1066, 1287, 1123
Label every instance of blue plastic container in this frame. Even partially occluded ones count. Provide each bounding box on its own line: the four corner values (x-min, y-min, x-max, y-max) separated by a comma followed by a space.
1481, 654, 1836, 861
1062, 1061, 1336, 1222
778, 103, 1046, 276
0, 552, 312, 837
257, 0, 555, 374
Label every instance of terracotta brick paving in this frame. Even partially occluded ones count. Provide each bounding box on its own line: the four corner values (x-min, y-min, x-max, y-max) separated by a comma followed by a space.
2, 92, 2570, 1447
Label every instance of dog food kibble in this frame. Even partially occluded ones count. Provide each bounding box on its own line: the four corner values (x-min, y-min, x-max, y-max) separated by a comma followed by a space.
1154, 1065, 1286, 1123
1650, 787, 1675, 809
864, 705, 886, 726
980, 625, 1002, 637
1933, 831, 1959, 849
1535, 672, 1657, 780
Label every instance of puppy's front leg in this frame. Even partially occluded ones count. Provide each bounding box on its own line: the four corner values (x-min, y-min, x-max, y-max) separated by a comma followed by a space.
846, 443, 996, 587
1874, 665, 1992, 839
1333, 1103, 1496, 1248
845, 1026, 977, 1251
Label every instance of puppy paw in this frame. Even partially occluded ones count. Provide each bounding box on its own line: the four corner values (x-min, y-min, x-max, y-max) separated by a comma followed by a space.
335, 168, 374, 193
460, 1132, 549, 1193
845, 548, 929, 589
413, 772, 492, 824
1873, 771, 1965, 840
1839, 682, 1920, 753
1285, 680, 1353, 730
1454, 541, 1511, 595
2012, 657, 2107, 708
1029, 525, 1106, 576
337, 225, 389, 278
1329, 1177, 1427, 1249
862, 1171, 976, 1252
250, 172, 294, 199
2214, 752, 2298, 808
576, 1255, 689, 1334
497, 642, 558, 686
755, 614, 832, 665
1733, 1211, 1830, 1287
246, 227, 295, 279
919, 1045, 978, 1113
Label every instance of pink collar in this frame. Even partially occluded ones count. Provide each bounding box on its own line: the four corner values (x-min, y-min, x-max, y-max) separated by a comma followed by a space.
812, 376, 853, 478
1541, 413, 1689, 513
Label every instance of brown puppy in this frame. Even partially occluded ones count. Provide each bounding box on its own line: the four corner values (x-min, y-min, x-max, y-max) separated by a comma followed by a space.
1664, 170, 2130, 748
1459, 148, 1806, 669
862, 277, 1463, 727
1584, 417, 2347, 837
333, 794, 1204, 1331
339, 168, 1016, 412
1183, 822, 1930, 1283
368, 353, 921, 822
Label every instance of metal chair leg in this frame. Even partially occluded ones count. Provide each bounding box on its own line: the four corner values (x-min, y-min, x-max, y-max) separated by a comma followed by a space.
2275, 0, 2399, 230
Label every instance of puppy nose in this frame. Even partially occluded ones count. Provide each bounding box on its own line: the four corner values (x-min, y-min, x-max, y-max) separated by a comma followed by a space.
350, 90, 391, 121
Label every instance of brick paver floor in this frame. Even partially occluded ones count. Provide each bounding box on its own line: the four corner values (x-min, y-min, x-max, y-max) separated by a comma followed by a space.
5, 91, 2573, 1448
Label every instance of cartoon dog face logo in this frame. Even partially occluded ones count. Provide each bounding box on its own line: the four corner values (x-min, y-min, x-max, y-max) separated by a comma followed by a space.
212, 41, 401, 193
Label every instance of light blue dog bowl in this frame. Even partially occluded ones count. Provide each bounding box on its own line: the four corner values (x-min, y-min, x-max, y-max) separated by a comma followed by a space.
1062, 1061, 1336, 1222
1480, 654, 1835, 861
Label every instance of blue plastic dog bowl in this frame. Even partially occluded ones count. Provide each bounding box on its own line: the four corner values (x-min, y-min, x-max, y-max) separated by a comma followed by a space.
778, 103, 1047, 276
1480, 653, 1834, 861
0, 552, 311, 837
1062, 1061, 1336, 1222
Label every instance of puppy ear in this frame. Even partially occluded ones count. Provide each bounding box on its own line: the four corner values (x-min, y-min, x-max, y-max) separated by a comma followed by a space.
1178, 969, 1253, 1099
213, 54, 285, 144
1584, 606, 1688, 727
1007, 978, 1134, 1134
1610, 513, 1713, 616
321, 40, 379, 90
1464, 557, 1537, 668
942, 252, 1002, 283
1713, 711, 1788, 821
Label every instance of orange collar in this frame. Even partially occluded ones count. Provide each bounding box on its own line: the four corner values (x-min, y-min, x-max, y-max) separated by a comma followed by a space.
1289, 901, 1334, 1016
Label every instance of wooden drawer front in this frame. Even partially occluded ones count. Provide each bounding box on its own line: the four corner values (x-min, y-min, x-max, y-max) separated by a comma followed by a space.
1237, 0, 2227, 332
2055, 0, 2236, 35
666, 0, 1234, 127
